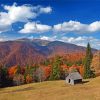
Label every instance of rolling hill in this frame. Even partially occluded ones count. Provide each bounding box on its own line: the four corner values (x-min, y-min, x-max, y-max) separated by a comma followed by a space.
0, 38, 97, 67
0, 77, 100, 100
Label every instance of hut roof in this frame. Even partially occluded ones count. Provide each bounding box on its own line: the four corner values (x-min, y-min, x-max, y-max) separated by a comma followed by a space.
67, 72, 82, 80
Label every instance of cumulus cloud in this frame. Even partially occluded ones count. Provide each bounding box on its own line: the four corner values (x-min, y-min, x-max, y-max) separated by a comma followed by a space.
0, 35, 7, 41
0, 38, 4, 41
0, 3, 52, 33
39, 6, 52, 13
40, 36, 57, 41
60, 36, 100, 49
37, 35, 100, 49
53, 20, 100, 34
19, 20, 100, 34
19, 22, 52, 33
40, 36, 50, 40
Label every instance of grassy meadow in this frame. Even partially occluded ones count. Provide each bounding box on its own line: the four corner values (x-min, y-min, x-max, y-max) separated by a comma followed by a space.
0, 77, 100, 100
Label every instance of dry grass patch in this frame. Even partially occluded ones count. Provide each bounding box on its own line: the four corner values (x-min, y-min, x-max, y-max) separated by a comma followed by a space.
0, 77, 100, 100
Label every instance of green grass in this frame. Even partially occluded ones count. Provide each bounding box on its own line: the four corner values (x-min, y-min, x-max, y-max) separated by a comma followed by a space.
0, 77, 100, 100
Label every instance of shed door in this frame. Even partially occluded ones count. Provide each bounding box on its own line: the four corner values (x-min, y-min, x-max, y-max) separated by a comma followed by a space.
69, 79, 70, 83
74, 79, 82, 84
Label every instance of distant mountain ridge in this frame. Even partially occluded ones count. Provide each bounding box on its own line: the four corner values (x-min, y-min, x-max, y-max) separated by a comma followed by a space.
0, 38, 97, 67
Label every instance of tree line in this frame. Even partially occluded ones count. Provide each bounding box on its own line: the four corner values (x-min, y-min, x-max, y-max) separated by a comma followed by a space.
0, 43, 95, 88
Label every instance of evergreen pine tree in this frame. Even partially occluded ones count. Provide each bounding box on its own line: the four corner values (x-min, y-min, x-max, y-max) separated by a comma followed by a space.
83, 42, 94, 79
49, 56, 61, 80
0, 66, 12, 87
16, 65, 21, 74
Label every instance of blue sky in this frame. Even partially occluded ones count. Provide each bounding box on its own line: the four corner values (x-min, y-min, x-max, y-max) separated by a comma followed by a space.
0, 0, 100, 49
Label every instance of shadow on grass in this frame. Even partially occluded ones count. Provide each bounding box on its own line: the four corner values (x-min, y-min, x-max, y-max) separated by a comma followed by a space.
13, 87, 35, 92
0, 87, 35, 94
82, 80, 89, 84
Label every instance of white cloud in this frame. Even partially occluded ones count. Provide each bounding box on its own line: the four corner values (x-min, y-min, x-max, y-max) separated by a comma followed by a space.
40, 36, 57, 41
0, 35, 7, 41
60, 36, 100, 49
0, 3, 52, 33
39, 6, 52, 13
0, 24, 11, 33
0, 38, 4, 41
19, 22, 52, 33
53, 20, 100, 34
88, 21, 100, 32
3, 3, 36, 23
37, 35, 100, 49
40, 36, 50, 40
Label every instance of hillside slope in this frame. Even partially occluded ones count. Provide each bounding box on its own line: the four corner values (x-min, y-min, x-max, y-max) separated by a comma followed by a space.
0, 41, 46, 66
0, 39, 97, 66
0, 77, 100, 100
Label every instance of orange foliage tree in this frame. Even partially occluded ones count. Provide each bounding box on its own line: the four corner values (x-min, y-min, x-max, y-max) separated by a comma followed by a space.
26, 74, 33, 84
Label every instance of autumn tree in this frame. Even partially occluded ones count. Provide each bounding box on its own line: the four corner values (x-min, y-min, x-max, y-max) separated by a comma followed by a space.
43, 66, 51, 80
60, 65, 68, 80
25, 74, 33, 84
13, 74, 24, 86
8, 66, 17, 78
12, 65, 25, 85
35, 67, 45, 82
43, 59, 51, 66
24, 65, 39, 83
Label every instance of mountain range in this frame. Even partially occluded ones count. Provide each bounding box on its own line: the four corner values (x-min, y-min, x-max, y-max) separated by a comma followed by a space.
0, 38, 97, 67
